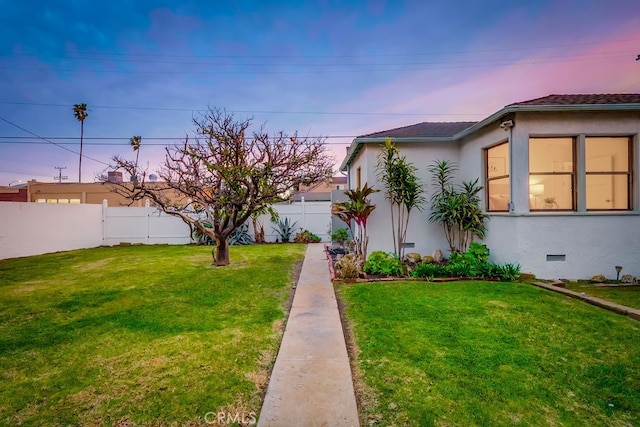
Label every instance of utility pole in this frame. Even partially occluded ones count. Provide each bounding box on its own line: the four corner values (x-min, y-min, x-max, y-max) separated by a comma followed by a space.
54, 166, 68, 183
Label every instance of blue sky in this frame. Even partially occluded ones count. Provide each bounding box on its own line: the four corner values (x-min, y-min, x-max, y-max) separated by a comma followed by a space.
1, 0, 639, 185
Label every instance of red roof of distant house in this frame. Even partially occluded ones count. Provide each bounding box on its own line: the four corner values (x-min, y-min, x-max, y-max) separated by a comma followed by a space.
509, 94, 640, 106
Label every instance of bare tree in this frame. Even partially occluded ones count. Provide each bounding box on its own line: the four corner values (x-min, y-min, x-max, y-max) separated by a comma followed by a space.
102, 108, 333, 266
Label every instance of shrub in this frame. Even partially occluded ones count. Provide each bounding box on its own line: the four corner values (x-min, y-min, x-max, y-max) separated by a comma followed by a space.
363, 251, 404, 277
295, 230, 321, 243
335, 254, 362, 280
497, 262, 521, 281
412, 263, 449, 279
330, 228, 350, 245
447, 242, 490, 277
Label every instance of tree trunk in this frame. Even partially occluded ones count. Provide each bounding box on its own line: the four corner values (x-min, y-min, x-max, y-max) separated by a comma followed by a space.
214, 235, 230, 266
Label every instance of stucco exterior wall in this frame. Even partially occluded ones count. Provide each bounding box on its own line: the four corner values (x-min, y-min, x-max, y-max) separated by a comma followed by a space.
344, 109, 640, 279
459, 110, 640, 279
346, 141, 460, 257
485, 214, 640, 279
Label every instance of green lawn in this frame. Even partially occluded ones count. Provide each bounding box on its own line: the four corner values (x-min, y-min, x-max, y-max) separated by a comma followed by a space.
339, 281, 640, 426
0, 244, 305, 426
562, 282, 640, 311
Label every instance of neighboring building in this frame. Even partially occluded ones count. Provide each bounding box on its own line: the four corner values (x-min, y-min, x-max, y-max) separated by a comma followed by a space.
24, 181, 160, 206
340, 94, 640, 279
0, 184, 28, 202
292, 175, 348, 201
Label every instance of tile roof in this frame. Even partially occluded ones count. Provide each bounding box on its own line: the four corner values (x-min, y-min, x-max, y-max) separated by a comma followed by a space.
509, 94, 640, 106
358, 121, 477, 139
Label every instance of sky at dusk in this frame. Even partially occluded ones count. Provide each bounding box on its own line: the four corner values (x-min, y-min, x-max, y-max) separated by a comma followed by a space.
1, 0, 639, 185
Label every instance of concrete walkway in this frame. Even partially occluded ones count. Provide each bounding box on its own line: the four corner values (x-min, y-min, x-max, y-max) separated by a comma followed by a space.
258, 244, 359, 427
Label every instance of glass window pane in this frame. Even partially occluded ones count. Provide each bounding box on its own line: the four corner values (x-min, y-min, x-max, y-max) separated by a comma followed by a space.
46, 199, 58, 204
58, 199, 70, 204
69, 199, 81, 204
488, 178, 509, 211
529, 138, 573, 173
530, 175, 573, 210
586, 137, 629, 172
586, 175, 628, 210
487, 143, 509, 178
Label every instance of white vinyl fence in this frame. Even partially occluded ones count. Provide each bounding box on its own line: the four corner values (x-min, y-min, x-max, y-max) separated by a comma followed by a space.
259, 201, 332, 243
0, 199, 332, 260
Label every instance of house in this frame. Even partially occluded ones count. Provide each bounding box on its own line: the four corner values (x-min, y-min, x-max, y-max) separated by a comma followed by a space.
25, 181, 152, 206
292, 175, 347, 201
340, 94, 640, 279
0, 184, 28, 202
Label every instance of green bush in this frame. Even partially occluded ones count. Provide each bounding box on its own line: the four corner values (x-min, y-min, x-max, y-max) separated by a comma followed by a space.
496, 262, 521, 281
412, 263, 449, 279
295, 230, 321, 243
331, 228, 350, 245
363, 251, 404, 277
447, 242, 490, 277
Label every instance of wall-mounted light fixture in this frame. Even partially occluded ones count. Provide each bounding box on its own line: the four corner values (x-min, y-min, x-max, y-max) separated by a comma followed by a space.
499, 120, 514, 130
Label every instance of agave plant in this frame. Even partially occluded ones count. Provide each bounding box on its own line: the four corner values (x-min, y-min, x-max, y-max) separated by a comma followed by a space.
271, 217, 300, 243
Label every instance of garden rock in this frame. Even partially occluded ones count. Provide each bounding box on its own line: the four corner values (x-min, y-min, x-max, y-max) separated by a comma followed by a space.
422, 256, 434, 264
590, 274, 606, 283
432, 249, 444, 263
621, 274, 638, 284
404, 252, 422, 264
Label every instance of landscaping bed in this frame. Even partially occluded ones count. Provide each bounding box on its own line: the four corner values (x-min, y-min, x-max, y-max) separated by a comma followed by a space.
0, 244, 305, 425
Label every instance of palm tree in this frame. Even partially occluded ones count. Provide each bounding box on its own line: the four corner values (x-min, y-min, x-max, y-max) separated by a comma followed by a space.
73, 103, 88, 182
130, 135, 142, 182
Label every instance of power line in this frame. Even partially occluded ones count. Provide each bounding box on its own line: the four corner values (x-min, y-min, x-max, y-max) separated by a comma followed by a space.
0, 115, 110, 166
2, 52, 631, 75
0, 101, 487, 116
8, 37, 640, 60
0, 138, 354, 146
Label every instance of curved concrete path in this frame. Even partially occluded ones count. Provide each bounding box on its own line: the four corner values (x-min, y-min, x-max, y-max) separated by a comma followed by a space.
258, 243, 359, 426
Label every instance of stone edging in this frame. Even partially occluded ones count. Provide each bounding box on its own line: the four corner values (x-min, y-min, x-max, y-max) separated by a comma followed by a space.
532, 281, 640, 321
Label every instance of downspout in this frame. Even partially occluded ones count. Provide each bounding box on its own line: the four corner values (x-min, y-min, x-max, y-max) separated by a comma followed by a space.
500, 118, 515, 212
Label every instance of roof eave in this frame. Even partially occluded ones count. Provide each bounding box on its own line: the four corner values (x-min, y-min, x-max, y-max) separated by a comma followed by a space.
455, 103, 640, 139
340, 102, 640, 170
339, 136, 456, 171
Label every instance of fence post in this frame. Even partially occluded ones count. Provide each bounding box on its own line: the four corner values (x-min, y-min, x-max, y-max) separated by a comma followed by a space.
301, 196, 306, 231
102, 199, 108, 244
145, 199, 151, 244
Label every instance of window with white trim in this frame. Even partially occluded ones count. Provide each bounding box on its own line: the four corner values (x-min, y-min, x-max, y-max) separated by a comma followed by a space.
528, 136, 633, 211
585, 137, 632, 210
486, 142, 510, 212
529, 137, 575, 210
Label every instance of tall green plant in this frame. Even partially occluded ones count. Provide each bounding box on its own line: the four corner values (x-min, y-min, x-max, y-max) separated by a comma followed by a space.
332, 183, 379, 261
377, 138, 425, 259
428, 160, 487, 253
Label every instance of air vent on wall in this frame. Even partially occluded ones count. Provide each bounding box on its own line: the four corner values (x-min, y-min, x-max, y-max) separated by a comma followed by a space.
546, 254, 566, 262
